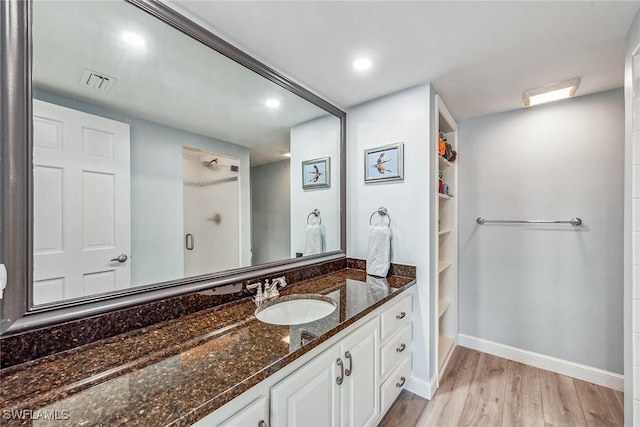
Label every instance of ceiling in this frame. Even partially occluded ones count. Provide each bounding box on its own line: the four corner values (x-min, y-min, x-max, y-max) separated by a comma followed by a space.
33, 1, 330, 166
170, 0, 640, 121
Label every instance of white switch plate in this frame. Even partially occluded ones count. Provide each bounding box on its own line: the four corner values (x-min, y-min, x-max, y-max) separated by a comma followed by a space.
0, 264, 6, 299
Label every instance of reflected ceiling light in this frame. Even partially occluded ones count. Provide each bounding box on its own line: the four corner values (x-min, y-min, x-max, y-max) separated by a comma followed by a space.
279, 150, 291, 158
523, 78, 580, 107
352, 57, 372, 71
122, 31, 146, 48
265, 99, 280, 108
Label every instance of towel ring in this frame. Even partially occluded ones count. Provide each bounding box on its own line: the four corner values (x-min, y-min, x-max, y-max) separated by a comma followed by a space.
307, 208, 321, 225
369, 206, 391, 227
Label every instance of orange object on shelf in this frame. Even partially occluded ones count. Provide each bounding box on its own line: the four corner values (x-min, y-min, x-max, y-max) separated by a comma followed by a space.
438, 137, 446, 156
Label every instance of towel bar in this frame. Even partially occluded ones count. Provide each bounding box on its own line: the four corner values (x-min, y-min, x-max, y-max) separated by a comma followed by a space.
307, 209, 321, 225
476, 217, 582, 226
370, 206, 391, 227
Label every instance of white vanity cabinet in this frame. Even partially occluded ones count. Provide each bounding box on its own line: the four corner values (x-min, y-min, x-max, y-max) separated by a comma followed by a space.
270, 317, 379, 427
217, 396, 269, 427
378, 293, 412, 415
191, 288, 414, 427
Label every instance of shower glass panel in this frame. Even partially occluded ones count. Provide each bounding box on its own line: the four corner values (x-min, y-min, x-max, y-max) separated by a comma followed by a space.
182, 147, 240, 277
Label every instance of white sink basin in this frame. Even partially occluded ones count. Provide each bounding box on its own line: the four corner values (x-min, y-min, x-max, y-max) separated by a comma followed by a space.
255, 294, 337, 325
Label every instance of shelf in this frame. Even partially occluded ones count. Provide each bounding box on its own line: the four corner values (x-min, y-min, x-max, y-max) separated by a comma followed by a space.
438, 261, 452, 274
438, 335, 455, 369
438, 229, 452, 236
438, 193, 452, 200
438, 299, 451, 318
438, 156, 452, 169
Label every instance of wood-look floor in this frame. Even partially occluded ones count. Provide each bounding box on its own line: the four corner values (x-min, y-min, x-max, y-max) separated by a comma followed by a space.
378, 346, 624, 427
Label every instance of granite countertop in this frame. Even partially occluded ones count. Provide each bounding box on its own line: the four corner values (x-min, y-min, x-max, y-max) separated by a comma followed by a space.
0, 268, 415, 427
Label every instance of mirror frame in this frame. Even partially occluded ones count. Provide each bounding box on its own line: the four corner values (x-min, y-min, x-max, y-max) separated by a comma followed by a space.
0, 0, 346, 335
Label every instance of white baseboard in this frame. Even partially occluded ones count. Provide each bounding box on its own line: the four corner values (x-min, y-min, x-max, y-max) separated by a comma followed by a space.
405, 374, 435, 400
458, 334, 623, 391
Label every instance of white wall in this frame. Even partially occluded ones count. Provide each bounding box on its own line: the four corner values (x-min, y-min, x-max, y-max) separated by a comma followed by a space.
34, 90, 252, 287
346, 84, 433, 394
290, 115, 341, 256
251, 160, 291, 265
626, 9, 640, 426
458, 89, 624, 374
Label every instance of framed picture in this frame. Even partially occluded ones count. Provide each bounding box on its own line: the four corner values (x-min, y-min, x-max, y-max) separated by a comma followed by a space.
364, 142, 404, 182
302, 157, 330, 189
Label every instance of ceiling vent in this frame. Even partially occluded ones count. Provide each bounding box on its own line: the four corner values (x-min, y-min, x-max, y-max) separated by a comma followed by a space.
79, 69, 117, 91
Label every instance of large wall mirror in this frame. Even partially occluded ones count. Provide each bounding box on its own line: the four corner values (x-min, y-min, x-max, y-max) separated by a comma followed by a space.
0, 0, 345, 334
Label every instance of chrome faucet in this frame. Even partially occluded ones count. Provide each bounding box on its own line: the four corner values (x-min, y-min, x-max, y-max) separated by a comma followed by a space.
264, 276, 287, 299
247, 282, 265, 306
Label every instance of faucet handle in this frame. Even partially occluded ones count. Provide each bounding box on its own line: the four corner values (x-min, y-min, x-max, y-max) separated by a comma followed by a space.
247, 282, 262, 291
274, 276, 287, 287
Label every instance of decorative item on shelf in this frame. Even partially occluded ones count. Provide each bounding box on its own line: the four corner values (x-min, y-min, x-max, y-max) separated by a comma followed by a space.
438, 170, 443, 193
442, 184, 449, 196
364, 142, 404, 183
438, 134, 446, 156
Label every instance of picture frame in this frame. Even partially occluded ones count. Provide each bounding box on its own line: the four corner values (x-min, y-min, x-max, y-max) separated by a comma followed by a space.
302, 157, 330, 189
364, 142, 404, 182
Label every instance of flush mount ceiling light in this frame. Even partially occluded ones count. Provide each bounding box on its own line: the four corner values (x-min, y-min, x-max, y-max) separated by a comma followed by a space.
122, 31, 146, 48
523, 78, 580, 107
352, 57, 372, 71
265, 99, 280, 108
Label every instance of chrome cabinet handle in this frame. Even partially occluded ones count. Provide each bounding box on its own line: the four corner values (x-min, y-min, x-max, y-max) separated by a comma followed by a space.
258, 421, 267, 427
344, 351, 352, 376
110, 254, 128, 263
396, 343, 406, 353
396, 311, 406, 320
396, 376, 406, 388
185, 234, 194, 250
336, 358, 344, 385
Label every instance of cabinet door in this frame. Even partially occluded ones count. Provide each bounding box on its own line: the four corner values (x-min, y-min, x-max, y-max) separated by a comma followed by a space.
271, 346, 340, 427
340, 318, 380, 427
217, 396, 269, 427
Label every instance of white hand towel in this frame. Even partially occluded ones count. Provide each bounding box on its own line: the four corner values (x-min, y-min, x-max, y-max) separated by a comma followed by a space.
366, 275, 391, 304
303, 224, 325, 256
367, 225, 391, 277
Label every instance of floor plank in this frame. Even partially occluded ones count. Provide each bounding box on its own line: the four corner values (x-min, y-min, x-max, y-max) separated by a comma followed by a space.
613, 390, 624, 410
416, 346, 480, 427
539, 369, 588, 427
458, 352, 508, 427
574, 379, 624, 426
378, 389, 428, 427
502, 361, 544, 427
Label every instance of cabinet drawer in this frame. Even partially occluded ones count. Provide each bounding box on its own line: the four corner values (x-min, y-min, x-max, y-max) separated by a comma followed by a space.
380, 323, 412, 379
380, 293, 412, 342
380, 355, 411, 416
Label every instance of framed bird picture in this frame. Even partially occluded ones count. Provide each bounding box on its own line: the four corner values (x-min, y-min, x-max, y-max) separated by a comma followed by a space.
364, 142, 404, 183
302, 157, 331, 189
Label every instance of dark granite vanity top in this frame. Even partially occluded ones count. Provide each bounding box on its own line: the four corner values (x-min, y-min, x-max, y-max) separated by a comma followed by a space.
0, 268, 415, 427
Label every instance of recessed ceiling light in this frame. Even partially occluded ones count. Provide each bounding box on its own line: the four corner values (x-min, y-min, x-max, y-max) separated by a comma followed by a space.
265, 99, 280, 108
523, 78, 580, 107
352, 57, 372, 71
122, 31, 146, 48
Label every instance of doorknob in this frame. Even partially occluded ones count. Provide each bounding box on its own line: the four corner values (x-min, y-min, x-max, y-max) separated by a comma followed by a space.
110, 254, 128, 263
